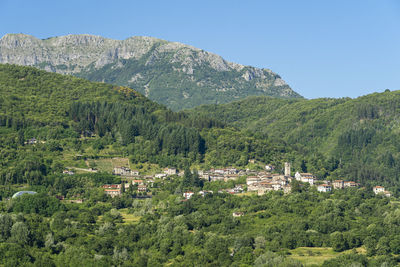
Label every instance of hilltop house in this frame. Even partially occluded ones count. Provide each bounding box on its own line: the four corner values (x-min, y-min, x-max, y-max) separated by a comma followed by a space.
132, 180, 144, 185
273, 176, 289, 186
102, 184, 121, 189
183, 191, 194, 200
257, 186, 273, 196
63, 170, 75, 175
295, 172, 316, 185
155, 173, 167, 179
209, 174, 224, 182
317, 184, 332, 192
198, 190, 213, 197
373, 186, 391, 197
113, 167, 139, 176
137, 184, 147, 192
25, 138, 37, 145
344, 181, 359, 188
373, 186, 385, 194
224, 174, 239, 182
265, 165, 275, 171
246, 176, 261, 185
164, 168, 177, 175
332, 180, 344, 189
104, 189, 121, 197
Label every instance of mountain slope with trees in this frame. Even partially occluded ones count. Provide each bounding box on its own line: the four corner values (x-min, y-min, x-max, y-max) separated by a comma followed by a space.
0, 65, 400, 267
187, 91, 400, 191
0, 64, 286, 186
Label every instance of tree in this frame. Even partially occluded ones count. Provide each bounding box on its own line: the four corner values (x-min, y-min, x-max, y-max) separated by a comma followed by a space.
121, 182, 125, 194
192, 169, 203, 188
0, 243, 33, 266
128, 182, 134, 195
330, 232, 347, 252
204, 234, 230, 263
291, 180, 301, 193
389, 235, 400, 254
11, 222, 29, 245
0, 214, 13, 241
182, 167, 192, 188
364, 236, 377, 256
376, 236, 390, 255
254, 236, 266, 250
300, 160, 307, 173
45, 232, 54, 248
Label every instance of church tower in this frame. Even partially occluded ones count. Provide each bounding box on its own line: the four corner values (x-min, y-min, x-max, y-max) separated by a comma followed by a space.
284, 162, 291, 177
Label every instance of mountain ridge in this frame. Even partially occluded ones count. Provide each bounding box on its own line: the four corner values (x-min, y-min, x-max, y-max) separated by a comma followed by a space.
0, 33, 302, 110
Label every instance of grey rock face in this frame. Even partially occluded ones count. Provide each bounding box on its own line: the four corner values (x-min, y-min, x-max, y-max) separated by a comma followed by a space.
0, 34, 164, 73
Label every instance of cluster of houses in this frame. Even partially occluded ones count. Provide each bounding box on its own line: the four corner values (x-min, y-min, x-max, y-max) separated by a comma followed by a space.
198, 168, 243, 182
102, 166, 180, 197
183, 190, 217, 200
312, 179, 360, 193
182, 185, 246, 200
246, 162, 292, 195
102, 180, 152, 197
62, 170, 75, 175
113, 166, 178, 179
247, 174, 291, 195
24, 138, 46, 145
25, 138, 38, 145
245, 162, 363, 195
104, 164, 392, 198
112, 166, 139, 176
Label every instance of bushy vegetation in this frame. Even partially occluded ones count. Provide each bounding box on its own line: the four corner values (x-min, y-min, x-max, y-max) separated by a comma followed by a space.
1, 180, 400, 266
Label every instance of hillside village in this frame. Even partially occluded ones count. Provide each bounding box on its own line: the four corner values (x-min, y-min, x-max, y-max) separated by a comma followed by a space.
68, 161, 392, 199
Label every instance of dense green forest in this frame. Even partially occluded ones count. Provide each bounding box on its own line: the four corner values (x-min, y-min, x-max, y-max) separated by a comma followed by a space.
1, 64, 400, 266
187, 93, 400, 193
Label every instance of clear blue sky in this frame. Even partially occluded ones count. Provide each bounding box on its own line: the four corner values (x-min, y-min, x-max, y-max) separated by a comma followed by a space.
1, 0, 399, 99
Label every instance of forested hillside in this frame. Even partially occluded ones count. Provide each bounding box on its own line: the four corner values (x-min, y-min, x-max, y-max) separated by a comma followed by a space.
0, 64, 285, 185
1, 65, 400, 266
188, 92, 400, 191
2, 63, 400, 191
0, 64, 158, 124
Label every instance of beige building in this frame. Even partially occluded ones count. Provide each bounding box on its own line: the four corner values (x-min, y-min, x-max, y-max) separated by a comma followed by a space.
104, 189, 121, 197
317, 184, 332, 192
373, 186, 385, 194
332, 180, 344, 189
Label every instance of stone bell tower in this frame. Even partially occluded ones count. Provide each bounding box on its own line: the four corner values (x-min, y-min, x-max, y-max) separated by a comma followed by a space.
284, 162, 291, 177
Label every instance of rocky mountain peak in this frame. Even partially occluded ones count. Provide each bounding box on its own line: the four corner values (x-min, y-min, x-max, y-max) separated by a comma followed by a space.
0, 33, 302, 110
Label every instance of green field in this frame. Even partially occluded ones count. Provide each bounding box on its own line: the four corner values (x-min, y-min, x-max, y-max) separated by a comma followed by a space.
289, 247, 366, 266
118, 208, 142, 224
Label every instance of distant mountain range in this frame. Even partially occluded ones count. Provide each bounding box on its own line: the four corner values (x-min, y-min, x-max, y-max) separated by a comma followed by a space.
0, 33, 302, 110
